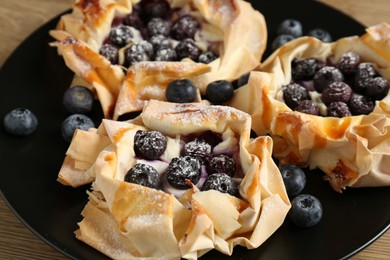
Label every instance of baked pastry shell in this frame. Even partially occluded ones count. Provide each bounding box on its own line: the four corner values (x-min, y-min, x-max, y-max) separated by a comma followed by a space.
58, 100, 290, 259
229, 23, 390, 191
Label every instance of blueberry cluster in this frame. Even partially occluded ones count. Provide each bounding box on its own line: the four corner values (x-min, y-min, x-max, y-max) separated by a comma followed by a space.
125, 130, 239, 196
272, 19, 332, 51
279, 164, 323, 228
99, 0, 218, 67
282, 51, 390, 117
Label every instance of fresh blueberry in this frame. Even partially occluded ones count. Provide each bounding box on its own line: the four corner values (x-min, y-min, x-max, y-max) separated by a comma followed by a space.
166, 79, 197, 103
124, 43, 150, 67
123, 11, 144, 30
138, 40, 154, 57
183, 138, 212, 164
205, 80, 235, 104
336, 51, 360, 74
282, 83, 309, 110
62, 86, 94, 114
321, 82, 353, 106
166, 156, 201, 189
207, 155, 236, 177
327, 102, 352, 118
3, 108, 38, 136
349, 94, 375, 115
61, 114, 95, 143
141, 0, 171, 21
99, 44, 119, 64
201, 173, 238, 196
307, 28, 332, 43
171, 15, 200, 40
279, 164, 306, 198
292, 58, 325, 81
277, 19, 303, 38
175, 38, 201, 61
124, 163, 160, 189
134, 130, 167, 160
289, 194, 323, 228
149, 34, 170, 50
271, 34, 295, 51
364, 77, 389, 101
109, 25, 134, 47
353, 63, 377, 94
198, 51, 218, 64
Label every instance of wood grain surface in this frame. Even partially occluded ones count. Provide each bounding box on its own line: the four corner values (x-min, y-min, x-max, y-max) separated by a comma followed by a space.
0, 0, 389, 259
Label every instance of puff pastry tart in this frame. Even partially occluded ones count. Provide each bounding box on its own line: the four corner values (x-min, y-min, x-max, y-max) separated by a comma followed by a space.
229, 23, 390, 192
51, 0, 267, 118
57, 100, 290, 259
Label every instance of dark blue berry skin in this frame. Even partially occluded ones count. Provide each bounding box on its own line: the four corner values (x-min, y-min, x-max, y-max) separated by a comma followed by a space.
349, 94, 375, 115
3, 108, 38, 136
313, 66, 344, 93
292, 58, 325, 81
321, 82, 353, 106
205, 80, 235, 104
288, 194, 323, 228
147, 17, 170, 37
307, 28, 332, 43
207, 155, 236, 177
166, 156, 201, 189
99, 44, 119, 64
171, 15, 200, 40
149, 34, 170, 50
166, 79, 197, 103
327, 102, 352, 118
134, 130, 167, 160
282, 83, 309, 110
109, 25, 134, 47
124, 163, 160, 189
154, 47, 177, 61
364, 77, 390, 101
295, 100, 320, 116
183, 138, 212, 164
63, 86, 94, 114
279, 164, 306, 198
336, 51, 360, 75
271, 34, 295, 51
198, 51, 217, 64
277, 19, 303, 38
123, 11, 144, 30
141, 0, 171, 21
61, 114, 95, 143
124, 44, 150, 67
175, 38, 201, 61
201, 173, 238, 196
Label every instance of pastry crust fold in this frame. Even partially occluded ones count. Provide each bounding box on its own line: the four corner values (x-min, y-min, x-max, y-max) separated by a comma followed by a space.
58, 100, 290, 259
229, 23, 390, 191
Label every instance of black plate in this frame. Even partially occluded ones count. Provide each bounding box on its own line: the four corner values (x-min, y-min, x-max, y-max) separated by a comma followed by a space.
1, 1, 389, 259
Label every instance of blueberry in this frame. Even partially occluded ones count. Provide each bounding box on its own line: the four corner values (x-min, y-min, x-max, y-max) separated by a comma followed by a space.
282, 83, 309, 110
61, 114, 95, 143
295, 100, 320, 115
288, 194, 323, 228
207, 155, 236, 177
3, 108, 38, 136
183, 138, 212, 164
279, 164, 306, 198
198, 51, 218, 64
327, 102, 352, 118
109, 25, 134, 47
63, 86, 94, 114
307, 28, 332, 43
336, 51, 360, 74
171, 15, 200, 40
205, 80, 234, 104
149, 34, 170, 50
349, 94, 375, 115
153, 47, 177, 61
134, 130, 167, 160
321, 82, 353, 106
313, 66, 344, 93
271, 34, 295, 51
354, 63, 377, 94
124, 43, 150, 67
99, 44, 119, 64
201, 173, 238, 196
166, 79, 197, 103
141, 0, 171, 21
138, 40, 154, 57
277, 19, 303, 37
166, 156, 201, 189
147, 17, 169, 37
292, 58, 325, 81
123, 11, 144, 30
124, 163, 160, 189
364, 77, 389, 101
175, 38, 201, 61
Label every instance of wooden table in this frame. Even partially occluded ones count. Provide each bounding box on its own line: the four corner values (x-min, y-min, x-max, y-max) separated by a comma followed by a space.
0, 0, 389, 259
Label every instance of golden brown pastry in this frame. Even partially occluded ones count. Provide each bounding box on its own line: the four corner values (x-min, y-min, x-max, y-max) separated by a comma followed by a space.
50, 0, 267, 118
229, 23, 390, 191
58, 100, 290, 259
